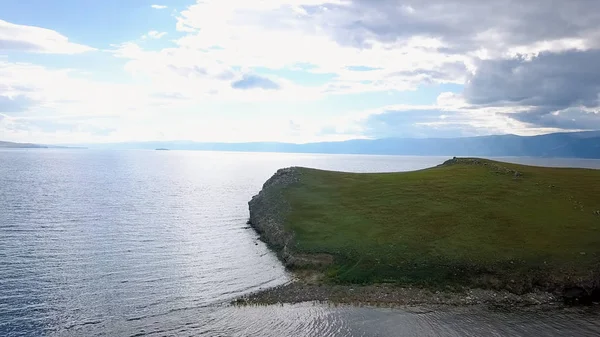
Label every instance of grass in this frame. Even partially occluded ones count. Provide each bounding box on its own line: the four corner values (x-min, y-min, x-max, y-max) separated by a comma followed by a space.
280, 158, 600, 291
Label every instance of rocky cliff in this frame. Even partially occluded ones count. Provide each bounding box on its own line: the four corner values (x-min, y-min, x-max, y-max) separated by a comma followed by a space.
248, 167, 300, 267
248, 167, 333, 269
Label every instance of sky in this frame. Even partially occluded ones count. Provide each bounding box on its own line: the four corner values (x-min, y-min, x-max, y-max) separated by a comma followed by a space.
1, 0, 600, 144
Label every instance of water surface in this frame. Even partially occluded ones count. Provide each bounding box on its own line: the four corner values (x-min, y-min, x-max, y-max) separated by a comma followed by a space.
1, 149, 599, 336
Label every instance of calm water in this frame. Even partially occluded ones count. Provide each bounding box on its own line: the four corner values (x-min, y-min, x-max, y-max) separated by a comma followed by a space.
2, 149, 600, 337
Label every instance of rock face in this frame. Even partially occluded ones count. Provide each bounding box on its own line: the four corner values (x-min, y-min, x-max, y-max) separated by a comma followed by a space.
248, 167, 301, 267
248, 167, 334, 269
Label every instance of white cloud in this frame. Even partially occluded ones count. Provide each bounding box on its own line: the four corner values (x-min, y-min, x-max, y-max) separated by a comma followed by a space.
111, 42, 322, 102
0, 19, 94, 54
0, 60, 153, 119
120, 0, 471, 100
151, 4, 168, 9
173, 1, 464, 78
0, 59, 326, 143
143, 30, 168, 39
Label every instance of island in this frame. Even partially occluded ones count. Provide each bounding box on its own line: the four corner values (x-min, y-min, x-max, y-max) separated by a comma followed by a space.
155, 148, 170, 151
239, 158, 600, 306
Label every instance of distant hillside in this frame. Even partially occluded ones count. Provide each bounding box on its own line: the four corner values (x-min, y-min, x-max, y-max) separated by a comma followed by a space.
80, 131, 600, 158
0, 141, 48, 149
0, 141, 84, 149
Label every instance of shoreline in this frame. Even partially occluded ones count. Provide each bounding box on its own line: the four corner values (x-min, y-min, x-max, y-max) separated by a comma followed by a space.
234, 277, 560, 307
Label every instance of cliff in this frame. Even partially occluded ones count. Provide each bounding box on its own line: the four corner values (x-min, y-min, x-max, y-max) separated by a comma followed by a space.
248, 167, 299, 264
248, 167, 333, 268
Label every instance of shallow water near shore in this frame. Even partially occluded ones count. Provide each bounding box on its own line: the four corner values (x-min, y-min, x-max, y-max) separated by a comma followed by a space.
2, 149, 600, 336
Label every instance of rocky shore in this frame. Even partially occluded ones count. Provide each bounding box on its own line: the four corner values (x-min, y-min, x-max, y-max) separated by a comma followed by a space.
235, 280, 559, 307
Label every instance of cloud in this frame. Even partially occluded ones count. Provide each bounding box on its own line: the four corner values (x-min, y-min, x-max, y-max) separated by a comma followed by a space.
0, 59, 161, 119
0, 59, 319, 144
7, 116, 117, 134
465, 50, 600, 108
303, 0, 599, 55
5, 1, 600, 143
111, 42, 322, 101
0, 19, 94, 54
314, 97, 570, 140
172, 0, 599, 70
0, 94, 36, 113
174, 0, 600, 94
507, 107, 600, 130
463, 49, 600, 130
143, 31, 168, 39
0, 114, 122, 144
172, 0, 469, 92
231, 74, 281, 90
163, 0, 597, 101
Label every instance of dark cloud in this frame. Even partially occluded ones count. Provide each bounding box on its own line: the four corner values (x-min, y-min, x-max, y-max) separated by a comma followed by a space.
508, 108, 600, 130
465, 50, 600, 108
464, 49, 600, 129
231, 74, 281, 90
269, 1, 600, 125
300, 1, 600, 53
0, 95, 35, 113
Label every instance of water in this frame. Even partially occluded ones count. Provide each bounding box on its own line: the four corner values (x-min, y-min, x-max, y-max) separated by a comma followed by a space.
1, 149, 600, 337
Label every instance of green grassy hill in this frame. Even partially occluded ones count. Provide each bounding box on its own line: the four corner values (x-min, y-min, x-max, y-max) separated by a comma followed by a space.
251, 158, 600, 294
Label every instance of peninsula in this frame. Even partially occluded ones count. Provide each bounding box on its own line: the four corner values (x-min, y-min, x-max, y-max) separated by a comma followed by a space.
242, 158, 600, 306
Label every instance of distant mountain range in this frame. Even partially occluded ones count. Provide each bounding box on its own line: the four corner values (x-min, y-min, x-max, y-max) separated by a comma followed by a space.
0, 141, 83, 149
73, 131, 600, 159
0, 141, 49, 148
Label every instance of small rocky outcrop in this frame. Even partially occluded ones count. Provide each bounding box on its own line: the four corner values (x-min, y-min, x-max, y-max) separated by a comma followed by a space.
441, 157, 523, 177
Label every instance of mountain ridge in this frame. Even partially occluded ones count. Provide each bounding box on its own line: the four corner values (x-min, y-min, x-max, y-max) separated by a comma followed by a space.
0, 141, 84, 149
70, 131, 600, 158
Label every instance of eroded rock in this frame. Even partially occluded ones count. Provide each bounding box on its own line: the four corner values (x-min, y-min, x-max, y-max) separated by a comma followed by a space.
248, 167, 330, 269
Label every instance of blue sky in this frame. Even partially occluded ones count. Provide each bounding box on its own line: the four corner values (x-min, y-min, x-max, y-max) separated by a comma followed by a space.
1, 0, 599, 143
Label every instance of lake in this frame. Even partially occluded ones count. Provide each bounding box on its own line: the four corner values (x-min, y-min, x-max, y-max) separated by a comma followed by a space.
2, 149, 600, 336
